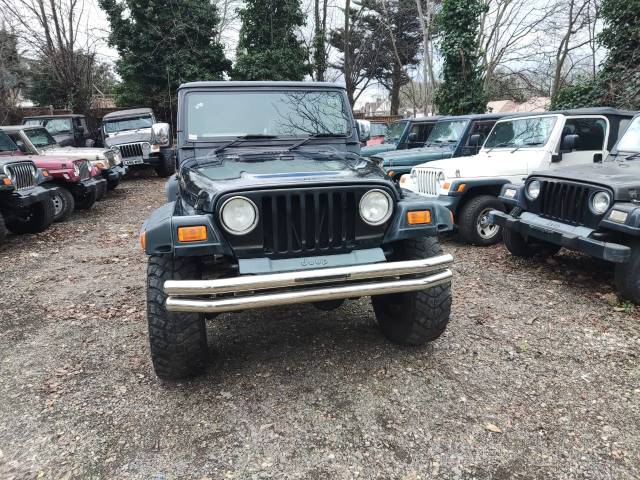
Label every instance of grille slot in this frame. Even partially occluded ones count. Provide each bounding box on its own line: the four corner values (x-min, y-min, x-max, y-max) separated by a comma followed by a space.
118, 142, 146, 158
538, 180, 593, 226
5, 162, 36, 190
414, 168, 439, 195
262, 190, 358, 255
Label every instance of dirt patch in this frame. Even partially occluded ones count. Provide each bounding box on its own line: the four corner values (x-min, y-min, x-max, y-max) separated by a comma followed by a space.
1, 173, 638, 479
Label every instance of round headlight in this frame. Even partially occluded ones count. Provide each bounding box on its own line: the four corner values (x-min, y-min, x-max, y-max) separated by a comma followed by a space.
359, 189, 393, 225
591, 191, 611, 214
527, 180, 541, 199
437, 172, 446, 187
220, 196, 258, 235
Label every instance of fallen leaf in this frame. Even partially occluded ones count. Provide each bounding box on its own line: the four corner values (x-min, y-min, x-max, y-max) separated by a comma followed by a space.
485, 423, 503, 433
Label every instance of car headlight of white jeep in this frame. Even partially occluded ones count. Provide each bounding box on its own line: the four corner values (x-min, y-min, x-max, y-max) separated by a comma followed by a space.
437, 172, 446, 187
591, 191, 611, 214
359, 189, 393, 225
527, 180, 541, 199
220, 196, 258, 235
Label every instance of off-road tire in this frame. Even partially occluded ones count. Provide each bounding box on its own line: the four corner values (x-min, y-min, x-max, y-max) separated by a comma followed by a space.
47, 185, 75, 222
74, 187, 98, 210
155, 150, 175, 178
147, 254, 208, 380
614, 243, 640, 303
5, 196, 55, 234
503, 207, 561, 258
0, 212, 7, 244
372, 237, 452, 345
106, 176, 120, 191
458, 195, 505, 246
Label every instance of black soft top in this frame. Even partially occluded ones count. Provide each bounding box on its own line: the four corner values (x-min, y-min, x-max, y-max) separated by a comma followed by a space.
178, 81, 346, 91
23, 114, 85, 119
102, 108, 154, 121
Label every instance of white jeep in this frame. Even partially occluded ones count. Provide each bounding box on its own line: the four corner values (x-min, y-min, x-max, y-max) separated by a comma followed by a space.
400, 108, 636, 245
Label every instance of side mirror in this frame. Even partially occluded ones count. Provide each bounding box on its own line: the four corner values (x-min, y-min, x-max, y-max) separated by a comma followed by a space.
593, 153, 603, 163
551, 153, 562, 163
356, 120, 371, 142
152, 122, 171, 146
16, 142, 27, 153
407, 132, 418, 143
561, 134, 579, 152
468, 134, 481, 147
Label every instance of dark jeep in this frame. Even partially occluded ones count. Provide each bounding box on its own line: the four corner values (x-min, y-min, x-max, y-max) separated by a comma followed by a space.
490, 113, 640, 301
23, 114, 93, 147
101, 108, 175, 177
0, 155, 55, 243
140, 81, 454, 380
360, 117, 441, 157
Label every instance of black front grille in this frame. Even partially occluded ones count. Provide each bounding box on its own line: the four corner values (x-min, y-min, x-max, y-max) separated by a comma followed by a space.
119, 143, 145, 158
536, 179, 601, 227
218, 186, 393, 259
262, 190, 358, 255
5, 162, 36, 190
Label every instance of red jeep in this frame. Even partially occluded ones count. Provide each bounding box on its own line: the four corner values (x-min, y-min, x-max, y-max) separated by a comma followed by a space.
0, 130, 107, 221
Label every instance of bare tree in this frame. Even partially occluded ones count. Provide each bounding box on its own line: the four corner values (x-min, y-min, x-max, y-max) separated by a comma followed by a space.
0, 0, 101, 111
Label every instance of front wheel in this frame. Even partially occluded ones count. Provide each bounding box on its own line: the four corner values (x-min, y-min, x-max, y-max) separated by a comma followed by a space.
372, 237, 452, 345
74, 187, 98, 210
458, 195, 504, 246
147, 254, 208, 380
614, 244, 640, 303
155, 150, 176, 178
0, 212, 7, 244
503, 207, 561, 258
5, 197, 55, 234
106, 176, 120, 191
47, 185, 75, 222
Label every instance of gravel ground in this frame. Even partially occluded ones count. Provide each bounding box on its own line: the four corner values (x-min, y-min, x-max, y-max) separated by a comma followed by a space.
1, 172, 639, 480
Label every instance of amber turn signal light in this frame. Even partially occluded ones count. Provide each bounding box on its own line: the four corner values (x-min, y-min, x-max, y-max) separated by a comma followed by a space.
140, 231, 146, 250
2, 177, 11, 185
456, 183, 466, 192
407, 210, 431, 225
177, 225, 207, 242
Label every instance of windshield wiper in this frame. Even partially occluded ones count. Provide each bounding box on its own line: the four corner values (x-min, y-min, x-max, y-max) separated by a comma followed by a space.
510, 142, 544, 153
213, 134, 278, 154
624, 152, 640, 161
288, 133, 347, 151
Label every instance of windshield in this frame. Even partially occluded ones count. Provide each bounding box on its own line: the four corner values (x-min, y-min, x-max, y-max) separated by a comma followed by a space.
24, 118, 72, 135
186, 91, 351, 140
485, 116, 557, 149
24, 128, 58, 148
616, 117, 640, 153
383, 121, 407, 144
427, 120, 468, 144
0, 131, 18, 152
104, 115, 153, 134
371, 123, 387, 137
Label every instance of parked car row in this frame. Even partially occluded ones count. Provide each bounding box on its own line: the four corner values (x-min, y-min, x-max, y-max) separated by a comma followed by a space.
0, 107, 178, 244
390, 108, 640, 301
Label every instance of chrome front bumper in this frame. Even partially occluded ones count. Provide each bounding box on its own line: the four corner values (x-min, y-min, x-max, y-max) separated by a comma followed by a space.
164, 254, 453, 313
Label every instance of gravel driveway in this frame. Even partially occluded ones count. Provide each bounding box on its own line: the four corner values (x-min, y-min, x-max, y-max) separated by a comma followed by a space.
1, 172, 638, 479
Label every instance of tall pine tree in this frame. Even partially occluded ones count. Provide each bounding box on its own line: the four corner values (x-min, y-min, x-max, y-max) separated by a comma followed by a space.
99, 0, 231, 112
233, 0, 310, 81
434, 0, 487, 114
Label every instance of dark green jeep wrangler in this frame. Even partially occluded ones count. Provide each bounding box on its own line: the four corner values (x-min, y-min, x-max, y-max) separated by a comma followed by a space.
141, 81, 454, 380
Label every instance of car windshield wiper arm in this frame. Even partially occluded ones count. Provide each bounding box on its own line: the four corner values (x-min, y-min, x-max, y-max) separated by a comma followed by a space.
510, 142, 543, 153
288, 133, 347, 151
213, 134, 278, 154
624, 152, 640, 160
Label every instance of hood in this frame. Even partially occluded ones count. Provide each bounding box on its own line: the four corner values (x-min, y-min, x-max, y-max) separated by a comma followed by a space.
21, 154, 81, 170
375, 144, 454, 167
0, 155, 35, 168
43, 146, 111, 161
531, 161, 640, 200
361, 143, 396, 157
182, 149, 395, 210
105, 129, 153, 147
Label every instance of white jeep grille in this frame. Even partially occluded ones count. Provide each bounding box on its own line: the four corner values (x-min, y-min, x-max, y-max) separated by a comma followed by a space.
413, 168, 441, 196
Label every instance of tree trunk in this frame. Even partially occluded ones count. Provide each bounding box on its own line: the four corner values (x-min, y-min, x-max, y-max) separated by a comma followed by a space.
390, 62, 401, 115
344, 0, 354, 105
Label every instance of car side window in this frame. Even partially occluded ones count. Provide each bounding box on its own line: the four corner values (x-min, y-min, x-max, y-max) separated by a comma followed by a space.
564, 118, 607, 151
408, 123, 430, 145
466, 121, 496, 146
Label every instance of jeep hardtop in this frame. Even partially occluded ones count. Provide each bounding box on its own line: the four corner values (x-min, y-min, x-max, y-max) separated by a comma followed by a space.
401, 108, 635, 245
490, 113, 640, 302
23, 114, 92, 147
140, 81, 454, 380
361, 117, 441, 157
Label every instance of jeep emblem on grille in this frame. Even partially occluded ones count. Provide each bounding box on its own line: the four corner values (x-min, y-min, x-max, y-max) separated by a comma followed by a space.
301, 258, 328, 267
